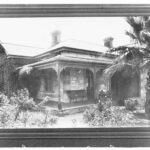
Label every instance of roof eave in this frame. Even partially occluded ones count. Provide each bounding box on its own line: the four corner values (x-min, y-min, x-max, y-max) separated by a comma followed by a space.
7, 54, 34, 59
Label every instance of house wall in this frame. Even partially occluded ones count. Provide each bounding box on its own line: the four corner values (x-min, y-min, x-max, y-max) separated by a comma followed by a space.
60, 68, 87, 103
36, 68, 89, 103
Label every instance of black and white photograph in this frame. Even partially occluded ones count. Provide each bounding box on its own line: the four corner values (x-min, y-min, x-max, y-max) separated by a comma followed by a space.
1, 15, 150, 129
0, 1, 150, 147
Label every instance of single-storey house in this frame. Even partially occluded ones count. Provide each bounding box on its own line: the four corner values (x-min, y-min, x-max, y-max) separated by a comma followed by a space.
0, 38, 146, 107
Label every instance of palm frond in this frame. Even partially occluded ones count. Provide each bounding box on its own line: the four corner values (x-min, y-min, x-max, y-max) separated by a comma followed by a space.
126, 17, 137, 28
126, 17, 143, 31
114, 51, 129, 63
105, 16, 150, 80
143, 16, 150, 31
125, 31, 137, 41
140, 31, 150, 45
140, 59, 150, 69
104, 62, 135, 78
111, 46, 149, 58
126, 17, 144, 44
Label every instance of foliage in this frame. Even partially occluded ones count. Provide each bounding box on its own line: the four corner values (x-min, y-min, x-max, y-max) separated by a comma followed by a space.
0, 106, 14, 128
0, 92, 16, 127
104, 17, 150, 78
19, 65, 33, 76
0, 89, 48, 123
104, 17, 150, 116
124, 97, 139, 111
18, 66, 41, 98
0, 90, 58, 128
9, 89, 51, 121
27, 111, 58, 127
83, 98, 137, 127
99, 89, 111, 101
47, 116, 58, 126
125, 17, 150, 47
9, 88, 37, 120
21, 111, 30, 127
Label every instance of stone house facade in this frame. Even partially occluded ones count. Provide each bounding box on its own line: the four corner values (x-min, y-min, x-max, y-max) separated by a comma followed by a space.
0, 40, 147, 106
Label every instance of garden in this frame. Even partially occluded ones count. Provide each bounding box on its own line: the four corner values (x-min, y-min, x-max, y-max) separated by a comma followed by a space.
1, 16, 150, 128
0, 88, 150, 128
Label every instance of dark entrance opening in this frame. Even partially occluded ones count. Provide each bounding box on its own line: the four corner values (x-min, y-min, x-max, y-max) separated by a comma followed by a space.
111, 72, 140, 106
86, 69, 94, 100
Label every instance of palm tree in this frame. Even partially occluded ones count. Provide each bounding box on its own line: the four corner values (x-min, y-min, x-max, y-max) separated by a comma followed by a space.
104, 16, 150, 115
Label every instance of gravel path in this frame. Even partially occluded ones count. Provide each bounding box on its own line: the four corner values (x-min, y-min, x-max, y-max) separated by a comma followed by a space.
52, 112, 89, 128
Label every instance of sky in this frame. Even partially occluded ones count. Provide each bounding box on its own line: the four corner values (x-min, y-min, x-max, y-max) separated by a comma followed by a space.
0, 17, 132, 49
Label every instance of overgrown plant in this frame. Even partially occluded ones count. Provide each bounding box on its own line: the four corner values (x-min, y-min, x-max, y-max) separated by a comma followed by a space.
9, 89, 49, 121
0, 90, 58, 128
104, 17, 150, 116
124, 97, 139, 111
9, 88, 37, 120
0, 92, 16, 127
83, 98, 137, 127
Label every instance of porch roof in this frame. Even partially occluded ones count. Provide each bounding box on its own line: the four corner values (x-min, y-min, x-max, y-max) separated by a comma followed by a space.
17, 55, 113, 69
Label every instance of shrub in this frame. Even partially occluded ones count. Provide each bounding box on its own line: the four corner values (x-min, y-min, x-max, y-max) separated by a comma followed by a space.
9, 88, 37, 120
99, 89, 111, 102
47, 116, 58, 126
28, 111, 58, 127
0, 93, 16, 127
83, 98, 136, 127
0, 89, 57, 128
124, 97, 139, 111
0, 92, 9, 106
83, 105, 97, 123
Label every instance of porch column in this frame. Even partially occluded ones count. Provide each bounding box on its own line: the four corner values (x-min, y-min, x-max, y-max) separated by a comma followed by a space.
93, 67, 97, 102
58, 70, 61, 103
57, 62, 62, 110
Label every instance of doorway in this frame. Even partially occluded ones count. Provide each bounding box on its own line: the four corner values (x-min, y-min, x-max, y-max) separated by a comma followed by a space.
86, 69, 94, 100
111, 72, 140, 105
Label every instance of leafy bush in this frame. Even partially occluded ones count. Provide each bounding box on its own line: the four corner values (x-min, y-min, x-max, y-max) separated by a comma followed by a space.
9, 88, 37, 120
47, 116, 58, 126
83, 98, 136, 127
83, 105, 97, 123
9, 88, 51, 121
26, 111, 58, 128
0, 89, 60, 128
124, 97, 139, 111
0, 93, 9, 105
0, 92, 16, 127
99, 89, 111, 102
